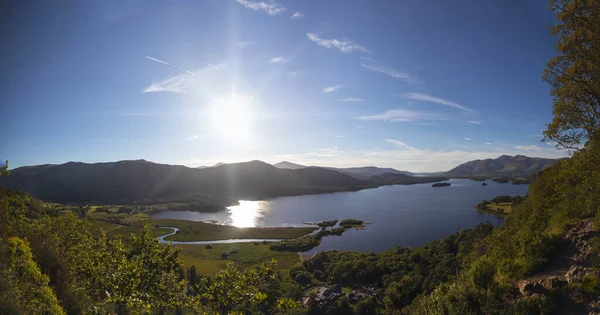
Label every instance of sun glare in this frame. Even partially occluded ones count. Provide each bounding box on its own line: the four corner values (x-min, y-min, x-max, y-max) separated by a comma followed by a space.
227, 200, 267, 227
208, 94, 255, 142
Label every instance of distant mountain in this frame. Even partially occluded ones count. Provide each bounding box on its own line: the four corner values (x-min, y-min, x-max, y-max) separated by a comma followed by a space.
273, 161, 307, 170
444, 155, 562, 178
0, 160, 366, 205
273, 162, 413, 179
369, 172, 447, 186
333, 166, 413, 179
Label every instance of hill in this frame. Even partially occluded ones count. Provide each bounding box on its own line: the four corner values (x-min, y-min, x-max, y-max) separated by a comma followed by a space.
0, 160, 367, 205
331, 166, 413, 179
444, 154, 561, 178
273, 161, 307, 170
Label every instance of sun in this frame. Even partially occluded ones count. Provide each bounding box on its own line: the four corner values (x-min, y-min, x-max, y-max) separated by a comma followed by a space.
208, 94, 255, 141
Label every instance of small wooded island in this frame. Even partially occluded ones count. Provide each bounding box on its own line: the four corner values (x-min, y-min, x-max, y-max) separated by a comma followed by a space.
432, 182, 451, 187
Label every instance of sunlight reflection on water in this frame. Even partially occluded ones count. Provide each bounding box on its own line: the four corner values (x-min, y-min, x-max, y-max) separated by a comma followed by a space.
227, 200, 269, 227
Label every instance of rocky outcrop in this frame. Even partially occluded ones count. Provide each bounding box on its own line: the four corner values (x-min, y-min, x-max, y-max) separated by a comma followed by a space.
517, 219, 600, 314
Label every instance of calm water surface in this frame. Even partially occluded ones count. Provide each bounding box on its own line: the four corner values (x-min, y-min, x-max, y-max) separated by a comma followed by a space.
152, 179, 529, 253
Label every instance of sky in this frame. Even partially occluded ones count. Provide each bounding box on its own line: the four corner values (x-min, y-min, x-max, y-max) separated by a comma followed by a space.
0, 0, 570, 172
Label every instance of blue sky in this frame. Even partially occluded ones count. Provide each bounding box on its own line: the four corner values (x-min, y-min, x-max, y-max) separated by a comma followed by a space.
0, 0, 569, 172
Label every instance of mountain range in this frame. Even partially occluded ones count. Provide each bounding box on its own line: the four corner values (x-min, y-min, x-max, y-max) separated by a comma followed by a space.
0, 155, 562, 206
444, 155, 562, 178
0, 160, 441, 206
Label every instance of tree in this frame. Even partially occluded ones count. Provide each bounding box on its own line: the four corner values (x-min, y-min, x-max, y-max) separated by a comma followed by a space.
72, 225, 188, 313
0, 160, 9, 177
542, 0, 600, 149
0, 237, 65, 314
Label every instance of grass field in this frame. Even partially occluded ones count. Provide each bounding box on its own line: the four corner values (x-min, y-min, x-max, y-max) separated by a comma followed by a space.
487, 202, 512, 215
175, 242, 301, 278
148, 218, 317, 241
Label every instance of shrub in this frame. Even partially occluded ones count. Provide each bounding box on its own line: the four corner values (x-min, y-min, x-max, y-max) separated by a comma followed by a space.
205, 244, 212, 249
221, 252, 229, 260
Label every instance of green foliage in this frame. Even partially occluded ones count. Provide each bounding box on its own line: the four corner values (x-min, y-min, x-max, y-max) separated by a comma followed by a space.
270, 234, 321, 252
0, 236, 65, 315
339, 219, 364, 228
192, 260, 278, 314
0, 160, 9, 177
542, 0, 600, 149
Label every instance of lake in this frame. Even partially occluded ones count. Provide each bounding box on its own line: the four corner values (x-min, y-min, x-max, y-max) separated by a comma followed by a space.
152, 179, 529, 253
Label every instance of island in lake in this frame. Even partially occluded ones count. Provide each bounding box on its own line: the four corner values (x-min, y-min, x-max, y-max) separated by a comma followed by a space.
432, 182, 451, 187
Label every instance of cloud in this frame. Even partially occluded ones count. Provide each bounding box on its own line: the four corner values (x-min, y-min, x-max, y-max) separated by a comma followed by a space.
468, 120, 483, 125
322, 85, 344, 93
145, 56, 195, 75
358, 109, 449, 122
464, 138, 473, 141
306, 33, 370, 53
186, 134, 204, 141
291, 12, 305, 20
515, 145, 543, 152
337, 98, 364, 102
236, 0, 285, 15
402, 93, 474, 113
361, 63, 415, 83
336, 135, 345, 138
269, 56, 289, 63
142, 63, 222, 93
385, 139, 416, 150
485, 142, 493, 145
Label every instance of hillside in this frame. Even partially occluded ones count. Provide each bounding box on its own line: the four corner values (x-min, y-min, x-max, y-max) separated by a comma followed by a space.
331, 166, 413, 179
0, 160, 367, 205
273, 161, 307, 170
444, 154, 561, 178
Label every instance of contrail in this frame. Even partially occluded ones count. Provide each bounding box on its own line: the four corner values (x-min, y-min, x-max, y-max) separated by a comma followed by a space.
145, 56, 195, 76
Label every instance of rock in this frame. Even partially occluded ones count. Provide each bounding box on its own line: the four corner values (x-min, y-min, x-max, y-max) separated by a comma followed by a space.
565, 265, 590, 283
518, 280, 533, 296
539, 276, 566, 290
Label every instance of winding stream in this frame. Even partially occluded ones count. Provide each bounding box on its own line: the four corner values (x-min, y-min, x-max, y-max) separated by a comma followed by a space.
156, 227, 283, 245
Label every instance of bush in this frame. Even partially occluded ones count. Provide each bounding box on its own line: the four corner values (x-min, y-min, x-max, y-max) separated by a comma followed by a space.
293, 272, 312, 286
228, 248, 239, 254
221, 252, 229, 260
313, 270, 326, 281
205, 244, 212, 249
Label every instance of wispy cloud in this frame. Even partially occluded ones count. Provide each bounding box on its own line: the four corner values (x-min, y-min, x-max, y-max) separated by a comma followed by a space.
361, 62, 415, 83
306, 33, 370, 53
402, 92, 474, 113
186, 134, 204, 141
291, 12, 305, 20
145, 56, 195, 75
269, 56, 289, 63
336, 135, 345, 138
464, 138, 473, 141
337, 98, 364, 102
142, 63, 221, 93
468, 120, 483, 125
322, 85, 344, 93
236, 0, 285, 15
485, 142, 493, 145
358, 109, 449, 122
385, 139, 416, 150
516, 145, 543, 152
